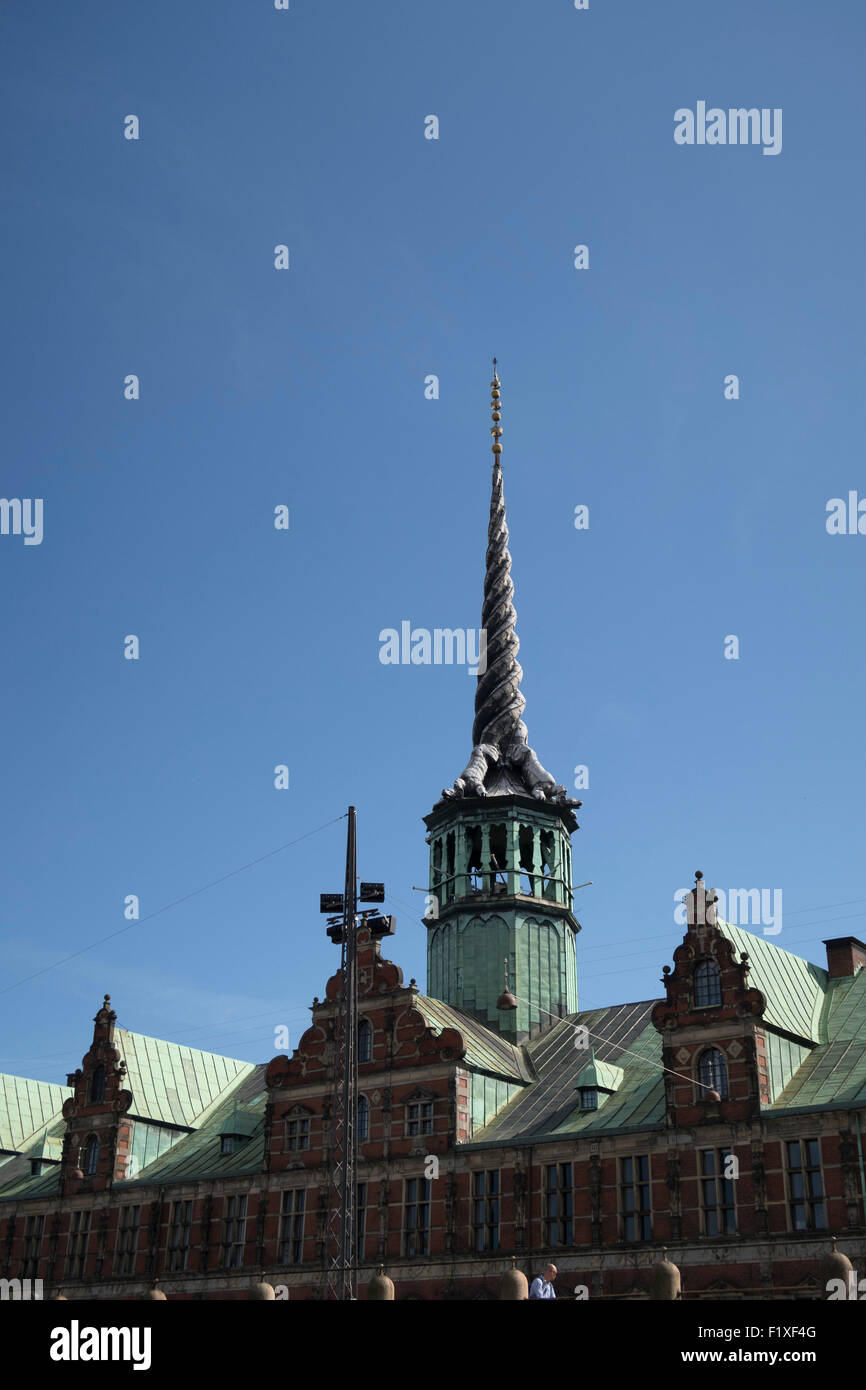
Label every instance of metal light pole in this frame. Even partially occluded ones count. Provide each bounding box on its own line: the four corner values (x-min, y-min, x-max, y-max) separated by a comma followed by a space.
320, 808, 394, 1301
323, 806, 358, 1301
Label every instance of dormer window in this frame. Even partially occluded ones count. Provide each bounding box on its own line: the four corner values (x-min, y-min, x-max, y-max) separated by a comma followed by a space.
698, 1048, 728, 1099
287, 1117, 309, 1151
89, 1065, 106, 1104
693, 959, 722, 1008
30, 1159, 42, 1177
219, 1105, 257, 1157
574, 1056, 623, 1113
83, 1134, 99, 1175
407, 1101, 433, 1136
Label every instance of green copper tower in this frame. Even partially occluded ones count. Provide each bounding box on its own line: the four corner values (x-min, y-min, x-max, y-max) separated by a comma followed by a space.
424, 364, 582, 1041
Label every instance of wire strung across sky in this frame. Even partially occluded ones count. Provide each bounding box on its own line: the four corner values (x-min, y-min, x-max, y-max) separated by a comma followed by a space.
0, 813, 347, 1001
4, 844, 858, 1062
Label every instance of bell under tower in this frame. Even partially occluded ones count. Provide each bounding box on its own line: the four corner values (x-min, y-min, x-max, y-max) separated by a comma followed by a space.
424, 365, 582, 1041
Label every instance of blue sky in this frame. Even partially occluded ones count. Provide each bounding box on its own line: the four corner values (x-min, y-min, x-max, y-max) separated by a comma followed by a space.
2, 1, 865, 1081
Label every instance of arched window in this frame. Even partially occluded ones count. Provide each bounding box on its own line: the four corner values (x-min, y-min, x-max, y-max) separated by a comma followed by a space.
358, 1019, 372, 1064
357, 1095, 369, 1142
698, 1049, 728, 1099
693, 959, 722, 1008
83, 1134, 99, 1175
89, 1065, 106, 1104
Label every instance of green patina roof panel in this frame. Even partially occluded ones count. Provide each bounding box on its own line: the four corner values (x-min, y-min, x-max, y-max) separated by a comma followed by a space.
574, 1056, 624, 1093
0, 1075, 70, 1154
717, 922, 826, 1043
767, 971, 866, 1110
413, 996, 530, 1082
122, 1066, 268, 1185
472, 1001, 664, 1143
115, 1030, 254, 1127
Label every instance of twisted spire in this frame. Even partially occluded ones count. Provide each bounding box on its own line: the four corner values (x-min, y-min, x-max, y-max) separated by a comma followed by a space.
439, 363, 580, 823
472, 366, 525, 749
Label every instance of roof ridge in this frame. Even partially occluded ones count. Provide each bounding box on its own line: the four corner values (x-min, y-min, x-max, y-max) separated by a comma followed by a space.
115, 1026, 253, 1066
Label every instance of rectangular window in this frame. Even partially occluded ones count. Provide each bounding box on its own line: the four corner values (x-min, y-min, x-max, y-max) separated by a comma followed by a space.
114, 1205, 141, 1276
786, 1139, 826, 1231
472, 1169, 500, 1253
22, 1213, 44, 1279
406, 1101, 433, 1137
403, 1177, 431, 1258
168, 1199, 192, 1272
278, 1189, 305, 1265
620, 1155, 652, 1241
357, 1181, 367, 1264
287, 1117, 309, 1152
545, 1163, 573, 1246
700, 1149, 736, 1236
222, 1194, 247, 1269
65, 1209, 91, 1279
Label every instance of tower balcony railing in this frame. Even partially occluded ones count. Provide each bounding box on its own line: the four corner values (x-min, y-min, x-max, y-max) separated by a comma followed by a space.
429, 869, 572, 909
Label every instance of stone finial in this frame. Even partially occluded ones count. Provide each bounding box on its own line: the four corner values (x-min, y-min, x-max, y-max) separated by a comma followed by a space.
249, 1272, 276, 1300
367, 1266, 395, 1301
819, 1235, 854, 1296
649, 1248, 682, 1300
500, 1257, 528, 1300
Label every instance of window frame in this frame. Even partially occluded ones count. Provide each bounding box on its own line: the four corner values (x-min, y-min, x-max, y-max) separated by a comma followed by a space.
697, 1047, 728, 1099
544, 1162, 574, 1246
693, 958, 722, 1008
167, 1199, 192, 1272
286, 1116, 310, 1152
222, 1193, 247, 1269
699, 1148, 737, 1236
89, 1065, 107, 1104
357, 1180, 367, 1264
619, 1154, 652, 1242
82, 1133, 99, 1176
278, 1188, 306, 1265
472, 1169, 501, 1253
785, 1138, 826, 1232
403, 1176, 431, 1258
406, 1100, 434, 1137
65, 1208, 91, 1278
22, 1213, 44, 1279
114, 1204, 141, 1276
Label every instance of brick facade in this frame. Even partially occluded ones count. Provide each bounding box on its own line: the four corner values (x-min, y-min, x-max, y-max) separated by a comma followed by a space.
2, 916, 865, 1300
